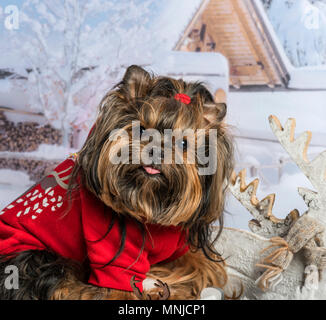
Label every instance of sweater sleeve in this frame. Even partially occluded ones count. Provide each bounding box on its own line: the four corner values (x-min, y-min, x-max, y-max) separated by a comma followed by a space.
0, 159, 86, 262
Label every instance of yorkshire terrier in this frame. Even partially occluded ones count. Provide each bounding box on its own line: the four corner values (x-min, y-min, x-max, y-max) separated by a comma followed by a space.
0, 65, 234, 300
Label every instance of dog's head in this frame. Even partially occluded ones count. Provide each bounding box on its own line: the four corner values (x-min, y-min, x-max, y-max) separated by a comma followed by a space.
73, 65, 234, 253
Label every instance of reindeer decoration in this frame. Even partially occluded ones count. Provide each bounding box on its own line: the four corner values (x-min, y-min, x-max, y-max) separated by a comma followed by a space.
219, 115, 326, 300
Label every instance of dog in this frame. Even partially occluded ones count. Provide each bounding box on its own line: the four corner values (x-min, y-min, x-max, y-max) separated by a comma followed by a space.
0, 65, 234, 300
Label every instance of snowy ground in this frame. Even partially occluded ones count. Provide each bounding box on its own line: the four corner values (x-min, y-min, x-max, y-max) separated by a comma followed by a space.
0, 170, 34, 209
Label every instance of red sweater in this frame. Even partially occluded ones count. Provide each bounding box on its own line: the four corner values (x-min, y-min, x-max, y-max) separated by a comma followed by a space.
0, 158, 189, 292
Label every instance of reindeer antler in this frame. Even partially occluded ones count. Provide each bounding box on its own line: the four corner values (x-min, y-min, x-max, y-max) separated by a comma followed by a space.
269, 115, 326, 224
152, 279, 170, 300
228, 115, 326, 292
228, 169, 299, 238
130, 276, 170, 300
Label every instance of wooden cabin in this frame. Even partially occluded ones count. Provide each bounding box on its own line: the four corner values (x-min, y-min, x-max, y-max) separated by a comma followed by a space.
175, 0, 290, 89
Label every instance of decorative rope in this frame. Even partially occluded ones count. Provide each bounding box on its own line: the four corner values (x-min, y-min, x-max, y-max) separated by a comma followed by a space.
256, 217, 326, 291
255, 237, 293, 291
260, 237, 290, 264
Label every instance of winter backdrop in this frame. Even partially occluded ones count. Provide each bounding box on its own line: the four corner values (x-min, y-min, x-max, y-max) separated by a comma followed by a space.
0, 0, 326, 231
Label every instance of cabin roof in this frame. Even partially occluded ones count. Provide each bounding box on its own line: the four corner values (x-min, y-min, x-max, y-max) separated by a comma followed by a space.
174, 0, 292, 89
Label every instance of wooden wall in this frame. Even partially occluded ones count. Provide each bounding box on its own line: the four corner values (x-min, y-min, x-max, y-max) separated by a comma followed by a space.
176, 0, 288, 88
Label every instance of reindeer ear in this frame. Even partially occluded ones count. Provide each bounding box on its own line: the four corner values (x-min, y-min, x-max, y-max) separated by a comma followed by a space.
122, 65, 151, 100
203, 102, 227, 126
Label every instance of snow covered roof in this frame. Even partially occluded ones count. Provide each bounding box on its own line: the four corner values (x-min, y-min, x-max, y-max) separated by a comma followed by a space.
173, 0, 290, 88
0, 107, 46, 125
170, 0, 326, 90
289, 65, 326, 90
147, 50, 229, 97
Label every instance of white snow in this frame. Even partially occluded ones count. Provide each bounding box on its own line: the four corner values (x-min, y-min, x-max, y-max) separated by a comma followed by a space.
255, 0, 295, 73
3, 110, 46, 125
289, 65, 326, 89
226, 90, 326, 146
148, 51, 229, 94
0, 169, 33, 186
0, 78, 13, 93
0, 144, 76, 161
0, 170, 33, 209
256, 0, 326, 89
266, 0, 326, 67
150, 0, 202, 50
0, 80, 33, 111
0, 0, 158, 143
0, 144, 74, 211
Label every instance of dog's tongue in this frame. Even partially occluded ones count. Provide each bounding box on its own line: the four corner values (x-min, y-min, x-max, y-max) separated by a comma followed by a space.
143, 166, 161, 175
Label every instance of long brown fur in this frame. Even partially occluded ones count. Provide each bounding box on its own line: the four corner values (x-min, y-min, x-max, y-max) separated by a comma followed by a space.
55, 65, 234, 300
68, 65, 233, 249
0, 65, 235, 300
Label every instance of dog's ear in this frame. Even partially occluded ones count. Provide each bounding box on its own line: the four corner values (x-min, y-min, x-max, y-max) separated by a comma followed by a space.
203, 102, 227, 126
122, 65, 151, 100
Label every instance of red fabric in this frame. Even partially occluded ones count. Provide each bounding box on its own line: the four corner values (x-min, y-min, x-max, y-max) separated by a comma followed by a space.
0, 158, 189, 292
174, 93, 191, 105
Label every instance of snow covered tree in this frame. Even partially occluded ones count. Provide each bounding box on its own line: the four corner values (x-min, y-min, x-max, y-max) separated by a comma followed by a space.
7, 0, 154, 148
264, 0, 326, 67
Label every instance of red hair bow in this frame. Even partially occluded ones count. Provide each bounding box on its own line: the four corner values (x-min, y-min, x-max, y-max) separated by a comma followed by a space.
174, 93, 191, 105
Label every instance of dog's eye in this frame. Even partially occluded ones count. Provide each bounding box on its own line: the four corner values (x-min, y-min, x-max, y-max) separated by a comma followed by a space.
140, 126, 146, 137
182, 139, 188, 151
178, 139, 187, 151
